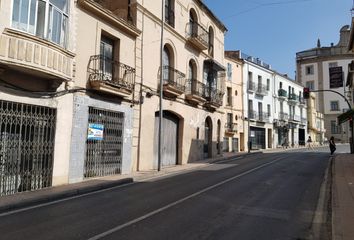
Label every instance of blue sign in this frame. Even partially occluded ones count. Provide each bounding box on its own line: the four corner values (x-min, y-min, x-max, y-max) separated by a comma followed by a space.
87, 123, 104, 140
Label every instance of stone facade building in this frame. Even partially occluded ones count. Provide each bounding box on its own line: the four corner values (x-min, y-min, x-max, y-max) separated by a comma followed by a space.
296, 25, 354, 143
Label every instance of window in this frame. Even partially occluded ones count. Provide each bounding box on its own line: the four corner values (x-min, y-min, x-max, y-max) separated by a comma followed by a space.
267, 104, 271, 117
163, 45, 172, 82
227, 87, 232, 106
188, 60, 196, 80
266, 79, 270, 91
12, 0, 69, 47
306, 81, 314, 90
165, 0, 174, 27
279, 82, 282, 89
305, 65, 314, 75
100, 36, 114, 80
227, 63, 232, 81
330, 101, 339, 111
227, 113, 232, 124
248, 71, 253, 83
331, 120, 341, 134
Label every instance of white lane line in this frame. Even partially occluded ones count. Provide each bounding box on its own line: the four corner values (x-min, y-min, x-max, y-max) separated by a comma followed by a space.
87, 158, 282, 240
0, 157, 241, 217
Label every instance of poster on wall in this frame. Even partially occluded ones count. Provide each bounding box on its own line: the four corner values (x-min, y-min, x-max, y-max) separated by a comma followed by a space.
87, 123, 104, 140
329, 66, 343, 88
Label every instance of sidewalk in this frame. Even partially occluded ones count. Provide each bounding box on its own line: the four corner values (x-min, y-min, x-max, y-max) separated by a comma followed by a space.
332, 153, 354, 240
0, 151, 258, 214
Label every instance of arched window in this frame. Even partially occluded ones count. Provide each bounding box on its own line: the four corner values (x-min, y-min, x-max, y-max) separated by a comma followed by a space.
189, 9, 197, 36
188, 60, 196, 80
163, 46, 170, 68
163, 46, 171, 82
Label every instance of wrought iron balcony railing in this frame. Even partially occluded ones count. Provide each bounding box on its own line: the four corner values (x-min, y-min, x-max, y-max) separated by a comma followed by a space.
225, 122, 238, 132
248, 81, 256, 92
185, 79, 206, 97
289, 114, 301, 122
256, 84, 268, 96
162, 66, 186, 92
248, 110, 257, 120
288, 93, 299, 102
187, 22, 209, 47
88, 55, 135, 91
278, 89, 288, 98
258, 112, 270, 122
279, 112, 289, 121
204, 87, 224, 106
299, 96, 306, 105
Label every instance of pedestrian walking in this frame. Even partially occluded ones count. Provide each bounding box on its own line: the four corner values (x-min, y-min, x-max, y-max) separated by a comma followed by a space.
329, 136, 336, 155
307, 136, 313, 150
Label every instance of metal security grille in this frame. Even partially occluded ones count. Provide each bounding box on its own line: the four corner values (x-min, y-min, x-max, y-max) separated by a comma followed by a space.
85, 107, 124, 178
0, 100, 56, 196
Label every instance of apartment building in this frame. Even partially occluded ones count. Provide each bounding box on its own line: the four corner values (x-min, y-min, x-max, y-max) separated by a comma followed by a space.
296, 25, 354, 143
235, 52, 274, 150
137, 0, 227, 169
0, 0, 142, 195
273, 74, 307, 147
0, 0, 75, 195
223, 52, 245, 152
307, 93, 325, 145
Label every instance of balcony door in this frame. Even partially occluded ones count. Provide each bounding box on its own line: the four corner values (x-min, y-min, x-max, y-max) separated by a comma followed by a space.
100, 36, 114, 81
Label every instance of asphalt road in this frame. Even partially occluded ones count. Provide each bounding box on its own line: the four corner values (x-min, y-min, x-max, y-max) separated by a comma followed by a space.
0, 147, 338, 240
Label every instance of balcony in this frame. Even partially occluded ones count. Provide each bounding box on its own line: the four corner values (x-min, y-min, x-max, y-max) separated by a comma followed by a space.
186, 22, 209, 51
0, 29, 74, 82
162, 66, 186, 97
257, 112, 270, 123
256, 84, 268, 96
203, 87, 224, 110
78, 0, 140, 37
248, 110, 258, 121
289, 114, 301, 122
248, 81, 256, 92
288, 93, 299, 104
185, 79, 206, 105
279, 112, 289, 121
88, 55, 135, 97
278, 89, 288, 100
225, 122, 238, 134
299, 97, 306, 106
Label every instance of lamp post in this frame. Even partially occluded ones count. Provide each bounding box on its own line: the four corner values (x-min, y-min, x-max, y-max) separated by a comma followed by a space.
158, 0, 165, 171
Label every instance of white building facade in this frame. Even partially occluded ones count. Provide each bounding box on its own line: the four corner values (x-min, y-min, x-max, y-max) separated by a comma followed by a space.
273, 74, 307, 147
240, 53, 274, 150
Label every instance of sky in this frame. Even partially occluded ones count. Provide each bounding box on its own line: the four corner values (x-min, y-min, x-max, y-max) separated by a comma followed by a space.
203, 0, 353, 79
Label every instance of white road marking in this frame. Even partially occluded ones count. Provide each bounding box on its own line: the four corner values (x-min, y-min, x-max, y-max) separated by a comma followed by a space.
0, 157, 242, 217
88, 159, 282, 240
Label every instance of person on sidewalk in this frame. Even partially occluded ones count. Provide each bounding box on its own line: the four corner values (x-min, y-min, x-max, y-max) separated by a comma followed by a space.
329, 136, 336, 155
307, 136, 313, 150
